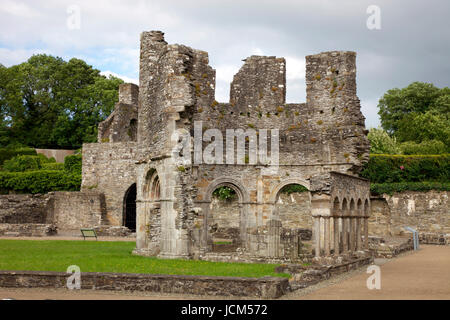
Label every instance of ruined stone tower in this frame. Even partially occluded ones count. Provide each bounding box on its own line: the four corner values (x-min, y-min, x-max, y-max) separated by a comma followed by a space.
82, 31, 371, 262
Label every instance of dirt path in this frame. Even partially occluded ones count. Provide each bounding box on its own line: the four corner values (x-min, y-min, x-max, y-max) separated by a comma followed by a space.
286, 245, 450, 300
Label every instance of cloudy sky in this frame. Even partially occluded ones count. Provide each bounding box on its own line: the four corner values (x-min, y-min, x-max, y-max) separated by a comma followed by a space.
0, 0, 449, 127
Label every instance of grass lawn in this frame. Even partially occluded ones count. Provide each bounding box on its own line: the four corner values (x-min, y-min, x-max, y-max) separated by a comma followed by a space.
0, 240, 289, 278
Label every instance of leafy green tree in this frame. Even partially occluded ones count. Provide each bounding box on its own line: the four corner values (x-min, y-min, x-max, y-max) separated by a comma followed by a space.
367, 127, 401, 154
0, 54, 123, 149
378, 82, 447, 134
396, 111, 450, 149
400, 140, 447, 155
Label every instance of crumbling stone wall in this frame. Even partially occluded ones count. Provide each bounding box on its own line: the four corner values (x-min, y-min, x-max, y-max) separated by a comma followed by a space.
0, 194, 51, 224
98, 83, 139, 143
48, 192, 105, 231
369, 191, 450, 236
82, 142, 137, 226
0, 191, 105, 235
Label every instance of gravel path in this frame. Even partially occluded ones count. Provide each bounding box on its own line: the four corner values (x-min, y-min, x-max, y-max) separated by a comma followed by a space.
283, 245, 450, 300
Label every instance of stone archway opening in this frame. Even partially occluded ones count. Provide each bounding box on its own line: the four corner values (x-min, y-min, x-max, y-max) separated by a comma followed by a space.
274, 183, 312, 238
123, 183, 137, 232
208, 185, 242, 253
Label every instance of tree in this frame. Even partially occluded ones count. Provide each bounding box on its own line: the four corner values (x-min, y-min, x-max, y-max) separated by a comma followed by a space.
378, 82, 447, 134
0, 54, 123, 149
396, 111, 450, 149
367, 127, 401, 154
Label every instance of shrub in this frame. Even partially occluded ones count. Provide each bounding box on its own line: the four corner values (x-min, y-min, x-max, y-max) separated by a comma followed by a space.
367, 127, 401, 154
0, 170, 81, 194
0, 148, 37, 166
3, 155, 42, 172
213, 186, 236, 201
371, 182, 450, 196
400, 140, 447, 155
41, 163, 65, 171
361, 154, 449, 183
64, 154, 82, 174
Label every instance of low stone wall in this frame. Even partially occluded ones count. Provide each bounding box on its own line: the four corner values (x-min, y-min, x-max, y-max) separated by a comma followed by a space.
0, 224, 57, 237
0, 271, 289, 299
93, 226, 133, 237
0, 194, 51, 224
0, 192, 107, 235
419, 233, 450, 245
369, 191, 449, 237
275, 255, 374, 291
369, 237, 414, 258
48, 192, 105, 231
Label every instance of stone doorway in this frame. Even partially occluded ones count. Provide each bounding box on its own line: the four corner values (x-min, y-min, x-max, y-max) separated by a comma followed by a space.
209, 186, 241, 252
123, 183, 137, 232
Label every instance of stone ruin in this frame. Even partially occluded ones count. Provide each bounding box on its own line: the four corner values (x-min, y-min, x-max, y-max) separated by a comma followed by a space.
82, 30, 372, 262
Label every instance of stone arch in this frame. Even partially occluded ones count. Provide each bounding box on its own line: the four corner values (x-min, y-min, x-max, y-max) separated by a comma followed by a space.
333, 196, 341, 216
357, 199, 363, 216
270, 179, 312, 234
142, 168, 161, 202
123, 183, 137, 231
204, 177, 250, 203
269, 178, 311, 204
203, 177, 250, 251
342, 198, 349, 215
364, 199, 370, 217
349, 198, 356, 216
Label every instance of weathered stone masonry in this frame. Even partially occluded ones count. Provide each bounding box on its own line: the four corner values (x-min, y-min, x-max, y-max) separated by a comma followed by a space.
80, 30, 372, 263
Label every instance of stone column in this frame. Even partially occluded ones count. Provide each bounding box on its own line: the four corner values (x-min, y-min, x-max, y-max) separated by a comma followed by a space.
364, 217, 369, 250
314, 216, 321, 257
267, 219, 282, 258
342, 217, 348, 252
356, 217, 362, 251
334, 217, 340, 255
349, 217, 355, 252
324, 217, 330, 256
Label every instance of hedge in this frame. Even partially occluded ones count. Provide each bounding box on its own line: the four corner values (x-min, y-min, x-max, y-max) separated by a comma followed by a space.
361, 154, 449, 183
41, 163, 65, 171
0, 170, 81, 194
64, 154, 82, 174
371, 182, 450, 196
0, 148, 37, 166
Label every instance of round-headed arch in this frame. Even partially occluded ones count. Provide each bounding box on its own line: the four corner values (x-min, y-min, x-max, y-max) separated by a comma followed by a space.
204, 177, 250, 203
269, 178, 311, 204
142, 168, 161, 201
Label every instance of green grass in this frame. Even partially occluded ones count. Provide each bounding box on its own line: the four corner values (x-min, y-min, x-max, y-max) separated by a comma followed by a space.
0, 240, 289, 278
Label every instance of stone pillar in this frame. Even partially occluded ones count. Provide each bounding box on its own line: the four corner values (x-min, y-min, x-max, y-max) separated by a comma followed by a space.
342, 217, 348, 252
364, 217, 369, 250
349, 217, 355, 252
334, 217, 340, 255
324, 217, 330, 256
356, 217, 362, 251
267, 219, 282, 258
135, 200, 147, 250
314, 217, 321, 257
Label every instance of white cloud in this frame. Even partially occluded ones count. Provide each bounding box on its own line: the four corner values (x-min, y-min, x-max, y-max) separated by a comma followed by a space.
0, 0, 40, 18
0, 48, 44, 66
101, 71, 138, 84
